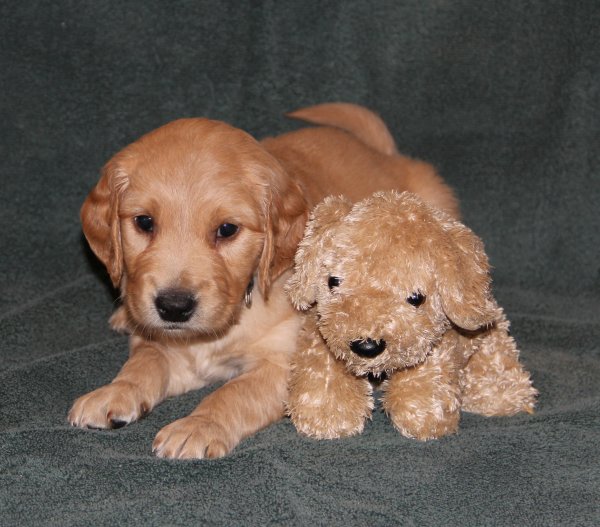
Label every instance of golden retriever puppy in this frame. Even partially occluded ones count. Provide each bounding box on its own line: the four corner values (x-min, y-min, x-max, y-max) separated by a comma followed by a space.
69, 103, 459, 459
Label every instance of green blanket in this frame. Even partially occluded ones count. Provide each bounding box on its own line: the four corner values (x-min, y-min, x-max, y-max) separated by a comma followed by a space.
2, 1, 599, 525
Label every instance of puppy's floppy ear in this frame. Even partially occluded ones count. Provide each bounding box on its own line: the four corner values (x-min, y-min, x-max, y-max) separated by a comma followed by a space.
80, 157, 128, 288
435, 214, 498, 331
285, 196, 352, 310
257, 161, 309, 299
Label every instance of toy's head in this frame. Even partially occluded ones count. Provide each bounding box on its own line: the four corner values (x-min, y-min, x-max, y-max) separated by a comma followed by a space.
286, 191, 498, 376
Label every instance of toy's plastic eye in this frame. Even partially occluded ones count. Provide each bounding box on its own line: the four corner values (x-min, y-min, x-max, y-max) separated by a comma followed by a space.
134, 215, 154, 233
217, 223, 239, 239
328, 276, 342, 290
407, 292, 426, 307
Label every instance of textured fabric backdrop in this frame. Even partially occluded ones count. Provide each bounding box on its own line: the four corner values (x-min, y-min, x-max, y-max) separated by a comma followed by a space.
1, 1, 599, 525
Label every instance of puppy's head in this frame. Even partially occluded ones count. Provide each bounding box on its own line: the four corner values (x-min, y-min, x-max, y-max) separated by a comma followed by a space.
82, 118, 307, 337
287, 191, 497, 376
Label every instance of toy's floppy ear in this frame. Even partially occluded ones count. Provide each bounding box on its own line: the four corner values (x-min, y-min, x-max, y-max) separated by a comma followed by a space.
80, 158, 128, 288
436, 216, 498, 331
285, 196, 352, 309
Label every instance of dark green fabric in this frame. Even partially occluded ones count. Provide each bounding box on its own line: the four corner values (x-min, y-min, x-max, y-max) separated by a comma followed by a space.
1, 1, 599, 525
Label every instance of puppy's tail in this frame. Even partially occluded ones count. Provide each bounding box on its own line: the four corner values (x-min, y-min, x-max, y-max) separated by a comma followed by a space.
286, 102, 398, 156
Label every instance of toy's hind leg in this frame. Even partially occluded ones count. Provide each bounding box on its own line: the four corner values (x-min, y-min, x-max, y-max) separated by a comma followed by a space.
461, 322, 537, 416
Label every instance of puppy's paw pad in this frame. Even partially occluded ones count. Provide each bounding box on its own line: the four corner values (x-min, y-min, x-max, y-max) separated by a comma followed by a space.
108, 417, 128, 429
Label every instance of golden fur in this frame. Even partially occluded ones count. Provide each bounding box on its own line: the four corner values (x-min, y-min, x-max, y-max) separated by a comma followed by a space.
69, 103, 459, 458
286, 191, 537, 440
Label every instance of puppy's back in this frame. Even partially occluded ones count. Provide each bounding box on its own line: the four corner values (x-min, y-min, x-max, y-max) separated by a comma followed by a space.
263, 104, 460, 219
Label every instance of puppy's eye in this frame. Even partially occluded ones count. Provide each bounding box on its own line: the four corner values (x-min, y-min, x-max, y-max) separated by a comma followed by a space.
328, 276, 342, 290
217, 223, 239, 239
134, 215, 154, 233
407, 292, 426, 307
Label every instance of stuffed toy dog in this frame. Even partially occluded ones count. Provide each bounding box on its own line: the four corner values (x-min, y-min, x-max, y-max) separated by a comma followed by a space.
286, 191, 537, 440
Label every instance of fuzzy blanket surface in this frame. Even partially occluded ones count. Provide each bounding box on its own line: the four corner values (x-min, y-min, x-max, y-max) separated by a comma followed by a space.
1, 1, 599, 525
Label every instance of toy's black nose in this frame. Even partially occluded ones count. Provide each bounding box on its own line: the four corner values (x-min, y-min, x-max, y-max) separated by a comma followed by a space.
350, 338, 387, 358
155, 289, 197, 323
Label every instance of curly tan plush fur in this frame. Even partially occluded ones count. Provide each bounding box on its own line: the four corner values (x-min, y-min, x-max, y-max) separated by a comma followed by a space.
286, 191, 537, 440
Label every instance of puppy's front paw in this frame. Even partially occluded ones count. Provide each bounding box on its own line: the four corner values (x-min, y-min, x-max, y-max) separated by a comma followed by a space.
68, 381, 149, 429
152, 415, 233, 459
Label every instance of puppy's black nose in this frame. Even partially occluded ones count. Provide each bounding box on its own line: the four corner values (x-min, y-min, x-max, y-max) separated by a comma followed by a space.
350, 338, 387, 358
154, 290, 197, 323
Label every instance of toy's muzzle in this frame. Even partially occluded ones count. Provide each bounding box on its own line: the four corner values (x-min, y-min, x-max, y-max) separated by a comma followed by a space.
350, 338, 387, 358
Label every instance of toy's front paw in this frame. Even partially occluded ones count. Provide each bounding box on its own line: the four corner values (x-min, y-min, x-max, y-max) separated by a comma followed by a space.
382, 377, 461, 440
288, 376, 373, 439
290, 401, 369, 439
152, 414, 233, 459
385, 401, 460, 440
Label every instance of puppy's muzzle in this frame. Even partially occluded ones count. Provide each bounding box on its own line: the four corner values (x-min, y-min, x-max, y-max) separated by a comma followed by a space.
350, 338, 387, 358
154, 289, 197, 323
